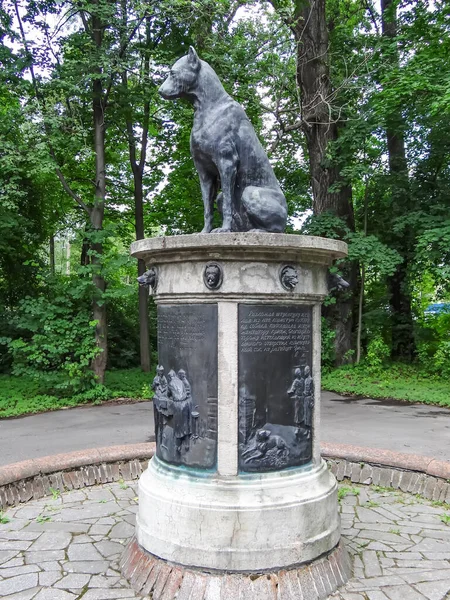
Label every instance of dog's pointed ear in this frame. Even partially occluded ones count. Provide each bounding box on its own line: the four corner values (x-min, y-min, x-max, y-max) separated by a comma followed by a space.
188, 46, 200, 70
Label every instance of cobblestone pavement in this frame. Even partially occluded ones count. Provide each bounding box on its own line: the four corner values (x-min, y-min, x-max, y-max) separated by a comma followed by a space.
0, 481, 449, 600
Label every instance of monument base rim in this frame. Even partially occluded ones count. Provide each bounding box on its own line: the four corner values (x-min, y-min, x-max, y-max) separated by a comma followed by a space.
120, 537, 352, 599
136, 457, 340, 571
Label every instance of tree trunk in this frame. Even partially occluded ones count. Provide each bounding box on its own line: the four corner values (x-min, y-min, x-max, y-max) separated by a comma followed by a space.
49, 235, 55, 275
356, 178, 369, 364
90, 17, 108, 383
356, 264, 364, 364
291, 0, 356, 365
80, 234, 90, 266
134, 171, 151, 372
65, 237, 71, 275
121, 16, 152, 373
381, 0, 416, 361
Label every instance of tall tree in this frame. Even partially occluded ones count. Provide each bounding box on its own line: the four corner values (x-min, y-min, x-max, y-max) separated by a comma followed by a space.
9, 0, 152, 381
268, 0, 356, 364
380, 0, 416, 361
119, 10, 153, 372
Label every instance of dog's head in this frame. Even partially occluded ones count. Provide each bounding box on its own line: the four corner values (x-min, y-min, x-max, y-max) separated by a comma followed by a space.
206, 266, 218, 286
256, 429, 270, 442
159, 46, 201, 101
137, 267, 157, 290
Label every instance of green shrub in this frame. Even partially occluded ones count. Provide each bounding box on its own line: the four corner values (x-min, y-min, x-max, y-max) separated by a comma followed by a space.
322, 362, 450, 406
321, 317, 336, 371
7, 276, 100, 396
0, 367, 154, 418
416, 312, 450, 378
365, 335, 391, 371
430, 341, 450, 378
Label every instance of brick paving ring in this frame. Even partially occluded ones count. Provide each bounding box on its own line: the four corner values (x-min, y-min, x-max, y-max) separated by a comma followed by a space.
0, 443, 449, 600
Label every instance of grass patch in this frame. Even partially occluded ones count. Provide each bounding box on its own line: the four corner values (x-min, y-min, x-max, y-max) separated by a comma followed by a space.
0, 368, 154, 419
322, 363, 450, 407
389, 528, 400, 535
365, 500, 379, 508
338, 485, 360, 502
0, 511, 10, 524
36, 515, 52, 523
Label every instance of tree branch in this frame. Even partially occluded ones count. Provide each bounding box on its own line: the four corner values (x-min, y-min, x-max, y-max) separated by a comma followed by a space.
104, 15, 147, 108
55, 167, 91, 214
13, 0, 90, 216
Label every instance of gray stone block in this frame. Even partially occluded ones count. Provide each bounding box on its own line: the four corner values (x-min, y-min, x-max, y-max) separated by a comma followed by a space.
390, 469, 401, 490
0, 573, 39, 596
372, 467, 382, 486
350, 464, 362, 483
360, 465, 373, 485
336, 462, 346, 481
378, 469, 392, 488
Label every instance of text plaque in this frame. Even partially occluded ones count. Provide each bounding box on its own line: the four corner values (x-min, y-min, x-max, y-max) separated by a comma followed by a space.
156, 304, 218, 469
238, 304, 314, 472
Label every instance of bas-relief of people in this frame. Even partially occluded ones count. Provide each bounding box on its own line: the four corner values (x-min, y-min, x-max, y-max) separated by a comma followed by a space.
152, 365, 199, 458
287, 364, 314, 439
240, 364, 314, 471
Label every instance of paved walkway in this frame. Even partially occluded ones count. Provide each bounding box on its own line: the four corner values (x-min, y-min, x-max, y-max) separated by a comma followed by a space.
0, 392, 449, 467
0, 480, 449, 599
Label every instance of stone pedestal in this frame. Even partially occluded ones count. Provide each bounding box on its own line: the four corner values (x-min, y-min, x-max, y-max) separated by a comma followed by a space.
122, 233, 350, 598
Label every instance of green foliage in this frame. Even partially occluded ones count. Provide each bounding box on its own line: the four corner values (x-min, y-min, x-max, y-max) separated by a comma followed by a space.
0, 368, 153, 418
49, 488, 60, 500
338, 485, 360, 502
416, 222, 450, 295
0, 0, 449, 391
346, 232, 402, 278
365, 336, 391, 372
36, 515, 52, 523
0, 511, 10, 525
322, 363, 450, 407
321, 318, 337, 371
415, 310, 450, 378
8, 276, 100, 395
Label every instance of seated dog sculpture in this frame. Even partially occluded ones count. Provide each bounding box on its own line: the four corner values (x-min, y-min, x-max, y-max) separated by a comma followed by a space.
159, 47, 288, 233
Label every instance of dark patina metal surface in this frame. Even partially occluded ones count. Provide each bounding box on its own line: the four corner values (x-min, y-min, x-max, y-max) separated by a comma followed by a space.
156, 304, 218, 469
158, 47, 287, 234
238, 304, 314, 472
203, 262, 223, 290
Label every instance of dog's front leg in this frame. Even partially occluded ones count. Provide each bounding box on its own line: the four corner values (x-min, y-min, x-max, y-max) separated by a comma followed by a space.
197, 167, 218, 234
213, 151, 237, 233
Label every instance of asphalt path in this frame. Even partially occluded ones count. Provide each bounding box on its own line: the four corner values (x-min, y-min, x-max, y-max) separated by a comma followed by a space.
0, 392, 449, 466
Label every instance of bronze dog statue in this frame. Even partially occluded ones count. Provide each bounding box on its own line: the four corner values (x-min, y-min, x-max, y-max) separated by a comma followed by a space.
159, 47, 287, 234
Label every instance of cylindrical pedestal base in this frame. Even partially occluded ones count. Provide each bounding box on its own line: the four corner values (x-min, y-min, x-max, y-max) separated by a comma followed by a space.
135, 456, 340, 572
125, 233, 350, 597
121, 537, 352, 599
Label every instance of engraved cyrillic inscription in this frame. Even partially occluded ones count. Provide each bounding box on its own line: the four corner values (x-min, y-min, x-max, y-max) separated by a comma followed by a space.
158, 310, 209, 349
240, 309, 311, 356
238, 304, 314, 473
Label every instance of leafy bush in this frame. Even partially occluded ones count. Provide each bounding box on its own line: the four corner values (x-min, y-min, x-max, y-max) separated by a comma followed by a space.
321, 317, 336, 371
365, 335, 391, 371
7, 276, 100, 395
432, 342, 450, 378
416, 312, 450, 378
0, 368, 154, 418
322, 362, 450, 407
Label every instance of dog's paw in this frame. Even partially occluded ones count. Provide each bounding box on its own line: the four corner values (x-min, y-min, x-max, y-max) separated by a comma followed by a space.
211, 227, 232, 233
200, 226, 212, 234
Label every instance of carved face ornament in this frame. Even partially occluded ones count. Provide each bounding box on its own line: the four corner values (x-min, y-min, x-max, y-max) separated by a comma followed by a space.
203, 262, 223, 290
280, 265, 298, 291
